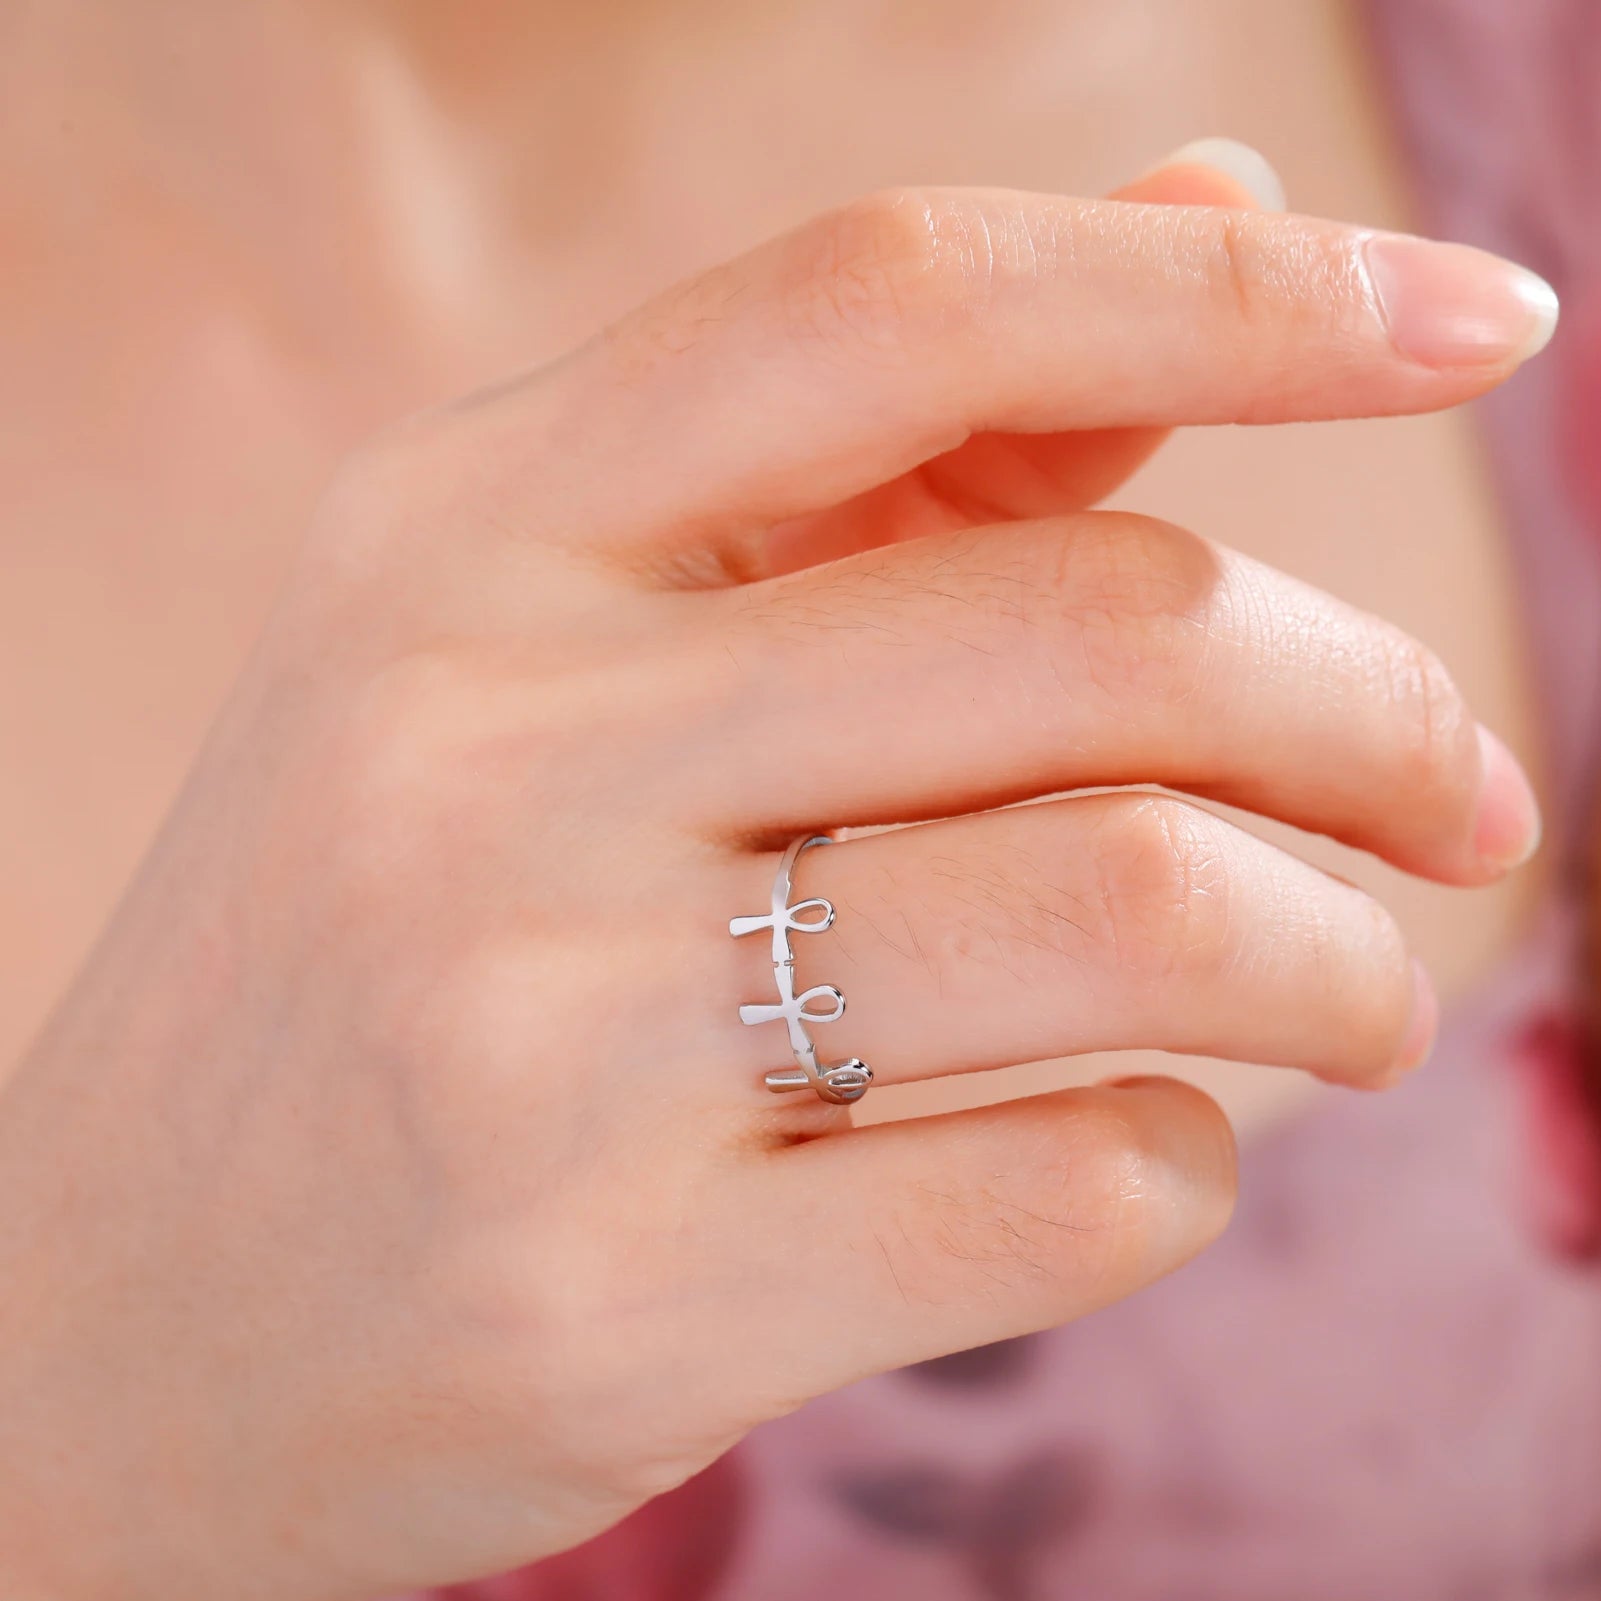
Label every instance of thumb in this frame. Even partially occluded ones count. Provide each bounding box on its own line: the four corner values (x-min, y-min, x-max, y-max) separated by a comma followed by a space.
1122, 134, 1286, 209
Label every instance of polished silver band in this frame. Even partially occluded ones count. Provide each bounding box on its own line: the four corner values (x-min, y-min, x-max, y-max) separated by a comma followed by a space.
730, 834, 873, 1105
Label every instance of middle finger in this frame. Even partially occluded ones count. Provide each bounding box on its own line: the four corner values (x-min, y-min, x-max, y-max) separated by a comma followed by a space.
704, 511, 1538, 885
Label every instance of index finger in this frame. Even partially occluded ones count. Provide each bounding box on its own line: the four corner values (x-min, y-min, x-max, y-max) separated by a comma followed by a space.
758, 143, 1288, 579
475, 186, 1556, 572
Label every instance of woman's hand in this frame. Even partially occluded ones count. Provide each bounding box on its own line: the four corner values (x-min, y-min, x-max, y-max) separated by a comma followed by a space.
0, 169, 1550, 1600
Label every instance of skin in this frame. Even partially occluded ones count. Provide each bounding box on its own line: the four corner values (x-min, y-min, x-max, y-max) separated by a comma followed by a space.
0, 1, 1547, 1141
0, 3, 1561, 1597
0, 170, 1551, 1594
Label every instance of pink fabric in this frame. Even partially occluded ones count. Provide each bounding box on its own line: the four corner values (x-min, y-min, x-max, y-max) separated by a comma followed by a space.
394, 1459, 746, 1601
416, 3, 1601, 1595
1366, 0, 1601, 1258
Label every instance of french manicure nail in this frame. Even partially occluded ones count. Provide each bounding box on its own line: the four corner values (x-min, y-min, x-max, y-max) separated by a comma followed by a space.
1361, 233, 1559, 369
1396, 958, 1439, 1075
1473, 723, 1543, 870
1152, 137, 1286, 211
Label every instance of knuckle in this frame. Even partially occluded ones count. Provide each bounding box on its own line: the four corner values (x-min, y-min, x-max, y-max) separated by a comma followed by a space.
435, 1193, 707, 1501
1332, 895, 1417, 1079
1381, 629, 1476, 810
313, 420, 438, 548
316, 437, 408, 534
606, 254, 756, 375
783, 188, 989, 357
482, 1174, 730, 1492
319, 654, 464, 883
1045, 515, 1220, 707
1044, 1088, 1236, 1286
901, 1089, 1234, 1309
1195, 208, 1266, 330
1090, 796, 1237, 981
315, 651, 697, 915
314, 653, 538, 918
1178, 210, 1372, 420
301, 419, 460, 607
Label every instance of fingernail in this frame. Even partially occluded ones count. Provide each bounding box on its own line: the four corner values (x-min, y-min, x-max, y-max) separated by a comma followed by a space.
1361, 233, 1559, 369
1151, 137, 1287, 210
1473, 723, 1543, 870
1396, 958, 1439, 1074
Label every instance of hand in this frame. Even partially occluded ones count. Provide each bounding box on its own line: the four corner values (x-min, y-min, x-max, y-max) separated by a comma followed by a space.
0, 161, 1549, 1600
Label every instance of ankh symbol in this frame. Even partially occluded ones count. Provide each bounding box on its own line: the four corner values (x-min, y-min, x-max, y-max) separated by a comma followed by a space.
730, 834, 872, 1104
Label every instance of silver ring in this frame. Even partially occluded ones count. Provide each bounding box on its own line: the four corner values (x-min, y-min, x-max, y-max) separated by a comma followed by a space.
730, 834, 873, 1105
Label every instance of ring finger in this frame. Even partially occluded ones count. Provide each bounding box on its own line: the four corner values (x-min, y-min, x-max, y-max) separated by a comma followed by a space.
727, 791, 1435, 1096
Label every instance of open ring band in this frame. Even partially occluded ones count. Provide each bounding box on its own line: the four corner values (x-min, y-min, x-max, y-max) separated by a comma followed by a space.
730, 835, 873, 1105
